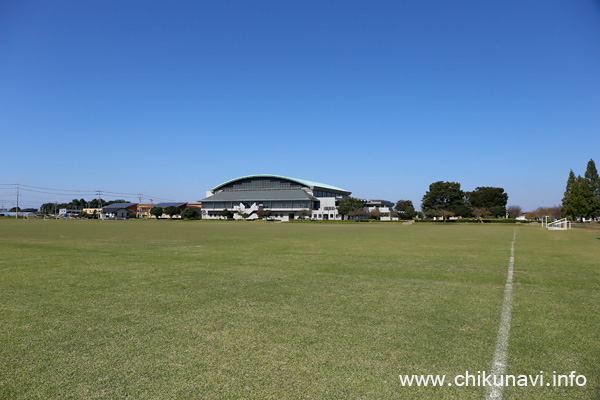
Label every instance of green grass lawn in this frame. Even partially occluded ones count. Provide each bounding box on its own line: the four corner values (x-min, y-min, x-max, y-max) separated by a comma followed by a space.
0, 220, 598, 399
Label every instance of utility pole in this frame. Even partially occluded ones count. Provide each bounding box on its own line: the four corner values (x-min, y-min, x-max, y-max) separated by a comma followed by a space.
16, 183, 19, 219
97, 190, 102, 209
137, 193, 143, 218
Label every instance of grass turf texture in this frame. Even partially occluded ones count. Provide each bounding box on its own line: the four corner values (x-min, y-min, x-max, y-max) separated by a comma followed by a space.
0, 220, 598, 399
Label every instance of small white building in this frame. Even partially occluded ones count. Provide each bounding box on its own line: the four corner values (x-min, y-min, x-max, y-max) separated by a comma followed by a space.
58, 208, 82, 217
364, 200, 398, 221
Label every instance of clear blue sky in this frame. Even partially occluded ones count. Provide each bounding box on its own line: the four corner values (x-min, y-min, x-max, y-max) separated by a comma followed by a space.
1, 1, 599, 211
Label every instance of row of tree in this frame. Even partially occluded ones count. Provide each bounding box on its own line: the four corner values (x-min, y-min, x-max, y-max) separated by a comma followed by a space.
39, 198, 127, 214
149, 206, 200, 219
335, 183, 509, 221
561, 159, 600, 221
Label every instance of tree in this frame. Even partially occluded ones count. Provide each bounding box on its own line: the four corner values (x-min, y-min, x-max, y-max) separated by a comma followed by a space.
395, 200, 415, 219
577, 175, 594, 220
507, 205, 522, 219
467, 187, 508, 218
369, 208, 381, 220
150, 206, 163, 219
561, 171, 593, 220
262, 209, 272, 220
561, 170, 577, 219
348, 209, 367, 219
403, 206, 416, 220
181, 208, 200, 219
221, 209, 234, 219
472, 207, 489, 219
421, 181, 470, 218
164, 206, 180, 219
584, 159, 600, 219
106, 199, 128, 206
298, 209, 311, 219
527, 206, 561, 220
437, 210, 455, 221
89, 198, 106, 208
337, 197, 364, 219
562, 161, 600, 221
394, 200, 414, 213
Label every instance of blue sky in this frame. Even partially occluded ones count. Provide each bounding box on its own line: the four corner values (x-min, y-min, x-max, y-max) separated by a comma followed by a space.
1, 1, 599, 210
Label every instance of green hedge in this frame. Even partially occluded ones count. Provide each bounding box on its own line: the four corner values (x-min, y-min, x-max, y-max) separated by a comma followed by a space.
415, 218, 531, 224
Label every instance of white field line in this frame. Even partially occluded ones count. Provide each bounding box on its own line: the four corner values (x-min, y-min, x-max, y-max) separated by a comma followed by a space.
485, 229, 517, 400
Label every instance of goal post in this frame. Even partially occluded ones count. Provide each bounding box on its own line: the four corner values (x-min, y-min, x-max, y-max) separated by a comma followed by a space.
547, 218, 571, 230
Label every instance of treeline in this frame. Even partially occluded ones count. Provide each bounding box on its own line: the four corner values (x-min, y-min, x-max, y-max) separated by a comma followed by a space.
39, 198, 127, 214
420, 182, 508, 220
335, 183, 509, 221
525, 206, 562, 220
561, 159, 600, 221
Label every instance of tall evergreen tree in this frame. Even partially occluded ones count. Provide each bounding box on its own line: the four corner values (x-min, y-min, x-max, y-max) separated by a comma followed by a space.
577, 175, 594, 220
561, 170, 577, 219
584, 159, 600, 219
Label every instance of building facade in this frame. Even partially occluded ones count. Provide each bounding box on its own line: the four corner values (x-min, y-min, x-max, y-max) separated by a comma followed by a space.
200, 175, 350, 221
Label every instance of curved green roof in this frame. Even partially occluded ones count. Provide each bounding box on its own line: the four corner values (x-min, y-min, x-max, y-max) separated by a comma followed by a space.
212, 174, 350, 193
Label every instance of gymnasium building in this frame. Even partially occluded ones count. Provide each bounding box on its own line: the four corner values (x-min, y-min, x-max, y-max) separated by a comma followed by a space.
200, 174, 351, 221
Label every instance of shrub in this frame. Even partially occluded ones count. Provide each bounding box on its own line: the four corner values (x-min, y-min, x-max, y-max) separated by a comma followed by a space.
181, 208, 200, 220
150, 207, 163, 219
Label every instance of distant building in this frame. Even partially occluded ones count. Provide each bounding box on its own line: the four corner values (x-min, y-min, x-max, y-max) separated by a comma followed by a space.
0, 209, 37, 218
58, 208, 82, 217
200, 174, 350, 221
136, 204, 152, 218
364, 200, 398, 221
100, 203, 137, 220
83, 208, 103, 217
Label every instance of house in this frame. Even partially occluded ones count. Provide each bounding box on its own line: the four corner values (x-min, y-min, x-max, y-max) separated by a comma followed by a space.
100, 203, 138, 220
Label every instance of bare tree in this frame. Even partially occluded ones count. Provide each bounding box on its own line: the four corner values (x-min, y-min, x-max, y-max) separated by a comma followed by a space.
348, 209, 367, 220
437, 210, 455, 221
472, 207, 489, 219
369, 208, 381, 220
525, 206, 562, 220
507, 205, 522, 219
298, 209, 311, 219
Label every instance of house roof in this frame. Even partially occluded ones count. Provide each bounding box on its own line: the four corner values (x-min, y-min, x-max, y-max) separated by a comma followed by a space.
212, 174, 350, 194
201, 189, 317, 202
155, 202, 187, 208
102, 203, 136, 211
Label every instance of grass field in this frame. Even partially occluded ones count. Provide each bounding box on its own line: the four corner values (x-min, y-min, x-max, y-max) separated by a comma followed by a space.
0, 220, 598, 399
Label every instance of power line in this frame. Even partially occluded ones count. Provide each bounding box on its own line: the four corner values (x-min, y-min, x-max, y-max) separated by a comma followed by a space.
19, 188, 97, 196
19, 184, 96, 193
0, 183, 184, 208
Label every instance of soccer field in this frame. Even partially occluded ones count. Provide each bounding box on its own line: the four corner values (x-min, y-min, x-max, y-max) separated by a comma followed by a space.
0, 220, 598, 399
